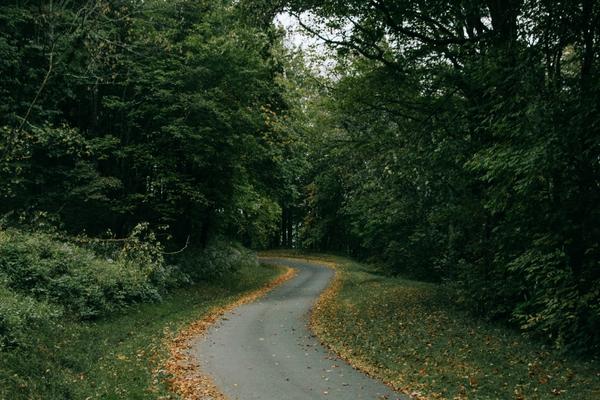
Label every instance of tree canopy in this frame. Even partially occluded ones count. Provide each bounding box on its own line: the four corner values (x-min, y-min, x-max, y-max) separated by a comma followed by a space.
1, 0, 294, 248
273, 0, 600, 353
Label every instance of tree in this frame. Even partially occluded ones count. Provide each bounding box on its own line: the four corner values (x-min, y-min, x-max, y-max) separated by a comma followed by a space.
0, 0, 294, 249
270, 0, 600, 353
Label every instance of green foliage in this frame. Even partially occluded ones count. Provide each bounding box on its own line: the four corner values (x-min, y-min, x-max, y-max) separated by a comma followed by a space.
226, 184, 282, 248
278, 0, 600, 354
0, 262, 284, 399
0, 284, 61, 350
176, 240, 259, 281
508, 244, 600, 353
0, 228, 170, 319
0, 0, 289, 245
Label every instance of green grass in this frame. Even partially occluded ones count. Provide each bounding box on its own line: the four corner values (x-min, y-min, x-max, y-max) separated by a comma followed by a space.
311, 257, 600, 400
0, 263, 284, 400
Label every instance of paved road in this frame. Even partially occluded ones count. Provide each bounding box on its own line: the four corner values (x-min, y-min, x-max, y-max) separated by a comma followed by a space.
191, 258, 406, 400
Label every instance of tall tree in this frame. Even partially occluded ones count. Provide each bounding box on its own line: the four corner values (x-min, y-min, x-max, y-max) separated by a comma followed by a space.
270, 0, 600, 353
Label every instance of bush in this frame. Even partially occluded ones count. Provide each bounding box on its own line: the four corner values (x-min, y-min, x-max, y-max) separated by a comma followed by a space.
0, 283, 61, 349
508, 246, 600, 354
0, 227, 171, 319
176, 239, 258, 282
451, 242, 600, 355
0, 227, 258, 349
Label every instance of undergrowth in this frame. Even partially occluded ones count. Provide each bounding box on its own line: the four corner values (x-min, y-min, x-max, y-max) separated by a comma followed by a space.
0, 261, 283, 399
0, 227, 277, 399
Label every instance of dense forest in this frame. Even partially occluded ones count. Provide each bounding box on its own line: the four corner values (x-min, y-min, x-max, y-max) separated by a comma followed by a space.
278, 0, 600, 354
0, 0, 599, 390
0, 0, 295, 247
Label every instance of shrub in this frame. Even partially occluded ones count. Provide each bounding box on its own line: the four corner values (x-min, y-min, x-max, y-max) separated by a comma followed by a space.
0, 227, 170, 319
508, 246, 600, 354
0, 228, 257, 325
0, 283, 61, 349
176, 239, 258, 282
451, 241, 600, 354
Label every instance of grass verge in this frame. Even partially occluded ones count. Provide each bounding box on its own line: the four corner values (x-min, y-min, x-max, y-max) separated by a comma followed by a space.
265, 252, 600, 400
0, 262, 285, 400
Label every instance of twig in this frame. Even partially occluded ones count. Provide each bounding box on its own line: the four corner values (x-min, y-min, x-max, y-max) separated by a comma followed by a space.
163, 235, 191, 255
16, 44, 55, 134
73, 236, 130, 243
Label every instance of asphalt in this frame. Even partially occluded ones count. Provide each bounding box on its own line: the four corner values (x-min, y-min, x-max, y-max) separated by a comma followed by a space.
190, 258, 407, 400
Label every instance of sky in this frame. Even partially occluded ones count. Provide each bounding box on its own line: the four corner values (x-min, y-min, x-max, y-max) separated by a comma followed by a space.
274, 12, 320, 50
273, 12, 339, 76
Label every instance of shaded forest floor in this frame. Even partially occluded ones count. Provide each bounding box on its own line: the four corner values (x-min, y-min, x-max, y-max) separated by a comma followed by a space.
264, 252, 600, 400
0, 263, 285, 400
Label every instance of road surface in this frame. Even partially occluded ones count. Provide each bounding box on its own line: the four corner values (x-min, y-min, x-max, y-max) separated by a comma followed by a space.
190, 258, 406, 400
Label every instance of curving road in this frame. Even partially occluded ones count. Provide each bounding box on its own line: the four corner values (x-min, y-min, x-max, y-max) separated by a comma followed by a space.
190, 258, 406, 400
